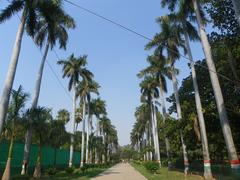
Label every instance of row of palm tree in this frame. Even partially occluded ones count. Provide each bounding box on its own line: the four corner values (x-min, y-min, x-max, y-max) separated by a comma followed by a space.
1, 86, 71, 179
58, 54, 118, 167
131, 0, 240, 179
0, 0, 77, 175
0, 0, 118, 176
0, 83, 117, 180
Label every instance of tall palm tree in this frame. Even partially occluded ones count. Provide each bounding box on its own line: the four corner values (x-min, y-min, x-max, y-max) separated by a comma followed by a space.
2, 86, 28, 180
167, 5, 213, 177
162, 0, 240, 172
146, 16, 190, 174
133, 103, 151, 158
21, 6, 75, 175
91, 98, 107, 163
231, 0, 240, 25
106, 126, 118, 162
76, 79, 99, 167
85, 81, 99, 164
87, 100, 95, 163
0, 0, 62, 135
140, 76, 161, 166
193, 0, 240, 171
58, 54, 93, 167
99, 116, 111, 163
99, 116, 117, 162
138, 53, 173, 169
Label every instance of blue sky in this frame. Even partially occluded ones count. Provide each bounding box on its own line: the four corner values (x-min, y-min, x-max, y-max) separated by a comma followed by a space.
0, 0, 206, 145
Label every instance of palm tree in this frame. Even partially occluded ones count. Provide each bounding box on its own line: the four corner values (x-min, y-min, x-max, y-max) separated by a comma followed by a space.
146, 16, 190, 174
0, 0, 62, 135
133, 103, 155, 161
138, 53, 173, 169
99, 116, 111, 163
56, 109, 70, 124
193, 0, 240, 171
167, 5, 213, 177
85, 81, 100, 164
87, 100, 95, 163
76, 78, 99, 167
58, 54, 93, 167
2, 86, 28, 180
140, 76, 161, 166
162, 0, 240, 172
231, 0, 240, 25
21, 6, 75, 175
24, 107, 52, 178
132, 104, 151, 159
91, 98, 107, 163
106, 126, 118, 162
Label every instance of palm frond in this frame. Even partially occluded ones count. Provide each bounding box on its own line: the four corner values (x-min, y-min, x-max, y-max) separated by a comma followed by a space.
0, 0, 24, 23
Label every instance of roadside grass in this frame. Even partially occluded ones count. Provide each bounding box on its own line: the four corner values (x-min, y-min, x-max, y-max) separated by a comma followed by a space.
130, 162, 204, 180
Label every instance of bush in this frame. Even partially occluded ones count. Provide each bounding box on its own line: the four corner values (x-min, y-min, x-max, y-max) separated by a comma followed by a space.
46, 167, 57, 175
87, 163, 94, 169
65, 166, 75, 174
80, 164, 88, 173
12, 175, 30, 180
133, 160, 142, 165
143, 161, 160, 173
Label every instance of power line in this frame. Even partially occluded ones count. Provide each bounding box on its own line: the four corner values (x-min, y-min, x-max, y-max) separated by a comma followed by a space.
46, 59, 73, 101
63, 0, 240, 86
31, 42, 73, 102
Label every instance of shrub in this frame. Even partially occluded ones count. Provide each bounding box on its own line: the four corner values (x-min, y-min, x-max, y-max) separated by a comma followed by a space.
46, 167, 57, 175
133, 160, 142, 165
80, 164, 88, 173
143, 161, 160, 173
12, 175, 30, 180
87, 163, 95, 169
65, 166, 75, 174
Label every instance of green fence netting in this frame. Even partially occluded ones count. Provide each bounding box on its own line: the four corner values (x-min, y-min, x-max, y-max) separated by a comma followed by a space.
0, 140, 80, 175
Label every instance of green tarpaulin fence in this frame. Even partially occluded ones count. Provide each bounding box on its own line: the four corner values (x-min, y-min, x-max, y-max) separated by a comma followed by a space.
0, 140, 80, 175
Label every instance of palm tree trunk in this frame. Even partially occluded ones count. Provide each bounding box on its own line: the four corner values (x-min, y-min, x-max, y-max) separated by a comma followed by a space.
69, 84, 77, 167
80, 99, 86, 167
144, 130, 149, 161
159, 87, 172, 169
89, 115, 93, 163
171, 67, 189, 174
85, 106, 90, 164
152, 102, 161, 166
21, 127, 32, 175
231, 0, 240, 25
33, 145, 42, 178
150, 104, 157, 161
146, 126, 150, 161
149, 127, 153, 161
0, 12, 26, 134
183, 30, 212, 179
21, 42, 50, 174
102, 133, 106, 164
2, 134, 14, 180
193, 0, 240, 171
95, 117, 99, 164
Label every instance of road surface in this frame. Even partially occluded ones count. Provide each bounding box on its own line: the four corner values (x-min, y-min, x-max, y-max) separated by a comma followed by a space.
91, 163, 146, 180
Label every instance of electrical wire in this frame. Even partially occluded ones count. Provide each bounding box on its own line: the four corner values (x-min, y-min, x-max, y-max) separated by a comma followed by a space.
63, 0, 240, 86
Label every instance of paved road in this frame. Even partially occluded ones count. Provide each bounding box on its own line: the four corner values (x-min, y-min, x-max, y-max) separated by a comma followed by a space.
91, 163, 146, 180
